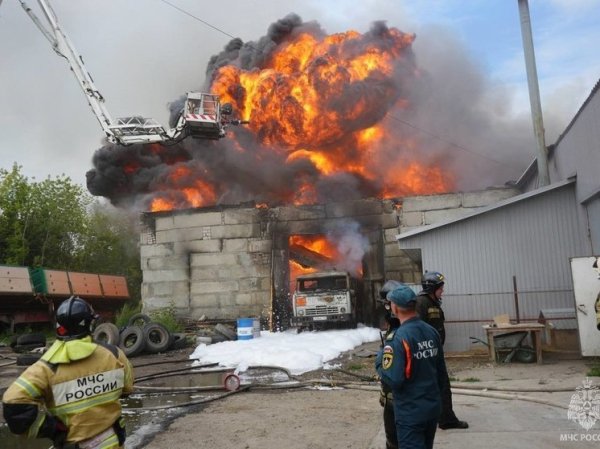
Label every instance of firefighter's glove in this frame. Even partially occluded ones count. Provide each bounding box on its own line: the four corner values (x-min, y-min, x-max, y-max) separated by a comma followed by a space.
49, 416, 68, 449
36, 414, 68, 447
379, 392, 385, 407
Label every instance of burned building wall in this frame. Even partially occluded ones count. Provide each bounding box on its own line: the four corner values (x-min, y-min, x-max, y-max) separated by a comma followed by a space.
140, 198, 401, 326
139, 187, 518, 327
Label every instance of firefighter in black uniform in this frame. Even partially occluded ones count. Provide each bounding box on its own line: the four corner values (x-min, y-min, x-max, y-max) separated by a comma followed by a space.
3, 297, 134, 449
377, 280, 402, 449
415, 271, 468, 430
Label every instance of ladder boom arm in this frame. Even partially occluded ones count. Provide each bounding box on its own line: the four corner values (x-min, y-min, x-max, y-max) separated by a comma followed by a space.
20, 0, 116, 140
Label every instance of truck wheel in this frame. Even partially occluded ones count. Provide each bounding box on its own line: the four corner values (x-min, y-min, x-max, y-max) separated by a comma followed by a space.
93, 323, 120, 345
119, 326, 146, 357
143, 323, 172, 353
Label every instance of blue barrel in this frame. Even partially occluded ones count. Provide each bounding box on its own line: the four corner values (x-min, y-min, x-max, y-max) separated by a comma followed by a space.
237, 318, 254, 340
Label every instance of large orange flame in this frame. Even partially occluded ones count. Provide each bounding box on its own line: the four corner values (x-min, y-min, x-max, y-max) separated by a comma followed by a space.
130, 21, 455, 213
208, 25, 453, 206
150, 165, 217, 212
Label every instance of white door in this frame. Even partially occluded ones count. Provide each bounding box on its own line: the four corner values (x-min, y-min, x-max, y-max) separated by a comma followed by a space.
571, 256, 600, 356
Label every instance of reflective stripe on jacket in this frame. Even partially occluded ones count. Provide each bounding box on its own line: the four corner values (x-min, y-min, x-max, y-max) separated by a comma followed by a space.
375, 317, 447, 423
2, 342, 133, 446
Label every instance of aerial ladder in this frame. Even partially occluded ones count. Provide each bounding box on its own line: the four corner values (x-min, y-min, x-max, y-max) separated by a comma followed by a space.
13, 0, 243, 145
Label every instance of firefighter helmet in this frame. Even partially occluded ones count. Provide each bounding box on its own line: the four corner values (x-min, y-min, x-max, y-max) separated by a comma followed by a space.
421, 271, 445, 293
55, 296, 98, 340
379, 280, 403, 299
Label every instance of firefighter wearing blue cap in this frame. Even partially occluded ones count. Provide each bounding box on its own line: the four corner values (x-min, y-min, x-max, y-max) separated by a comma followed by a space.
375, 284, 448, 449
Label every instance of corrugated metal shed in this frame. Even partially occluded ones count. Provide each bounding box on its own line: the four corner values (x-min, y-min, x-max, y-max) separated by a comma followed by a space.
396, 180, 588, 352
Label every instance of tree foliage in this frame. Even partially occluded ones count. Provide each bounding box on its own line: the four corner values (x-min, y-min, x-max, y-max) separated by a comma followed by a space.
0, 164, 141, 300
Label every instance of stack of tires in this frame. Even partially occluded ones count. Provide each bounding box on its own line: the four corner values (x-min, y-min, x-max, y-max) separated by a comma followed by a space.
10, 333, 46, 366
92, 313, 187, 357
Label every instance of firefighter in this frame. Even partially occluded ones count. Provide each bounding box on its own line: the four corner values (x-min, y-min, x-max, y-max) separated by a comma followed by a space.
377, 280, 402, 449
376, 284, 447, 449
415, 271, 468, 430
2, 296, 134, 449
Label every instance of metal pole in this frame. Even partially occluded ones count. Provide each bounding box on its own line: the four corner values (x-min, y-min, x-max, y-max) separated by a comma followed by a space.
517, 0, 550, 187
513, 275, 521, 324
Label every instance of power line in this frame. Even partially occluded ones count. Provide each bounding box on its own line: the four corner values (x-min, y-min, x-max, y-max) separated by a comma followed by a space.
159, 0, 523, 172
159, 0, 237, 40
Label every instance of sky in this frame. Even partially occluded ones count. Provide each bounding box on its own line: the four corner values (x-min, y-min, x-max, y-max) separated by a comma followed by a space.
189, 326, 381, 375
0, 0, 599, 189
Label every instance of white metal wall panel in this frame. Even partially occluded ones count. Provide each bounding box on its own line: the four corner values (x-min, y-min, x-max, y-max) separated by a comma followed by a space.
398, 183, 588, 351
585, 197, 600, 254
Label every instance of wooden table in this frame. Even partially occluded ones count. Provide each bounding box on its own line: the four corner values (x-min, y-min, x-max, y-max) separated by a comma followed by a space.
482, 323, 545, 364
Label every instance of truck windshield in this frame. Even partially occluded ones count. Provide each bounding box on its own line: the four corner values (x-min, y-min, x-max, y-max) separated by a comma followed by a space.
298, 276, 348, 291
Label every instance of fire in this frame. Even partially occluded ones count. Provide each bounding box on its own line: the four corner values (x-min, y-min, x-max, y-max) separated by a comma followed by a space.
208, 23, 452, 206
290, 235, 337, 259
150, 165, 217, 212
288, 234, 363, 283
213, 28, 414, 149
289, 234, 339, 291
88, 18, 456, 211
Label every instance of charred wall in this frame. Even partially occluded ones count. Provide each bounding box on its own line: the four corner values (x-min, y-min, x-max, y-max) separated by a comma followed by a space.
139, 187, 518, 328
140, 198, 403, 328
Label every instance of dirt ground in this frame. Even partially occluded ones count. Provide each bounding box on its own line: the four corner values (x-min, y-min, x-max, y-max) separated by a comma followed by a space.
135, 343, 599, 449
1, 341, 599, 449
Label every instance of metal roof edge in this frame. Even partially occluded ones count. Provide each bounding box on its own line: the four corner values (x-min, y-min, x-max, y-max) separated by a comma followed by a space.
396, 178, 576, 241
581, 186, 600, 205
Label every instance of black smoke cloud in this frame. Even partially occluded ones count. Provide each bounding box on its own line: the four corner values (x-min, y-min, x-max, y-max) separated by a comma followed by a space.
86, 15, 540, 211
86, 15, 416, 210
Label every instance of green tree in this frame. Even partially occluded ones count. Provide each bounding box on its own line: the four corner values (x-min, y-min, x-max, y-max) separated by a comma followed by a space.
76, 203, 142, 301
0, 164, 31, 265
27, 176, 92, 268
0, 165, 141, 301
0, 165, 91, 268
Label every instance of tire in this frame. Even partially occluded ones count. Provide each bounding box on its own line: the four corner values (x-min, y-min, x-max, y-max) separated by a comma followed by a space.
93, 323, 120, 345
127, 313, 152, 327
215, 323, 237, 341
16, 333, 46, 346
119, 326, 146, 357
16, 353, 42, 366
170, 333, 189, 350
142, 323, 172, 354
13, 344, 46, 353
515, 346, 536, 363
210, 334, 227, 344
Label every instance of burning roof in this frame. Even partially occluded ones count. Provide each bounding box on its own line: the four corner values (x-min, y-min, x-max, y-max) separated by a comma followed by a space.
86, 14, 454, 212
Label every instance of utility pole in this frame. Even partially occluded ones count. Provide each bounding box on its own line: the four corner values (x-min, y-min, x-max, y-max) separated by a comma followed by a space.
517, 0, 550, 187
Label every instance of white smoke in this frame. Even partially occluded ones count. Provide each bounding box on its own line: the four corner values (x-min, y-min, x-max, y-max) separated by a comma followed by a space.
325, 220, 369, 276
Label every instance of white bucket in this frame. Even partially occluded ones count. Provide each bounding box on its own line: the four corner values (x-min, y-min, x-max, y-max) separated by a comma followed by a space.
252, 318, 261, 338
